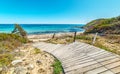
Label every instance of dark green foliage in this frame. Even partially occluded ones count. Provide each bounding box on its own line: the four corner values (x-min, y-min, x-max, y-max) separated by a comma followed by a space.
12, 24, 27, 37
84, 16, 120, 34
52, 59, 63, 74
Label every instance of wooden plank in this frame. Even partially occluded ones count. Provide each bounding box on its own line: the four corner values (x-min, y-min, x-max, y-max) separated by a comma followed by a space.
32, 42, 120, 74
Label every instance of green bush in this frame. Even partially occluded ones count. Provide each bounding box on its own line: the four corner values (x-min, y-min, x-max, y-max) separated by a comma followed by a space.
52, 59, 63, 74
0, 33, 28, 43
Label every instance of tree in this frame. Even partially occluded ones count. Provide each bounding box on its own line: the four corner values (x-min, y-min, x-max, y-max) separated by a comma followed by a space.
12, 24, 27, 38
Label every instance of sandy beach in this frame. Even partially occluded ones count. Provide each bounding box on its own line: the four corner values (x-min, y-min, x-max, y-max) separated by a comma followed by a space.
28, 32, 83, 42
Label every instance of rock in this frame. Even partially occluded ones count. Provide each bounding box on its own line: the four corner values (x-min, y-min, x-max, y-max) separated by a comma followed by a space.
11, 60, 23, 65
14, 66, 27, 74
27, 64, 34, 70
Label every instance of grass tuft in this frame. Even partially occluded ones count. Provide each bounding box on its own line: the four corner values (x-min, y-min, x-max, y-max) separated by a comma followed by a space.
52, 59, 63, 74
34, 48, 41, 54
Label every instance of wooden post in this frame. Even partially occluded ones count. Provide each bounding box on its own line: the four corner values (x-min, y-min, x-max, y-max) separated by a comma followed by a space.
73, 32, 77, 42
92, 32, 98, 45
52, 33, 55, 39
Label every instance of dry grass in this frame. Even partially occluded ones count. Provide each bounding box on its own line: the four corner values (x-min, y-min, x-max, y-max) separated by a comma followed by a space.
46, 35, 73, 44
0, 33, 29, 67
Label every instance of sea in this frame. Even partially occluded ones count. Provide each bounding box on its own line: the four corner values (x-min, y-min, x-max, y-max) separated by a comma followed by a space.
0, 24, 85, 35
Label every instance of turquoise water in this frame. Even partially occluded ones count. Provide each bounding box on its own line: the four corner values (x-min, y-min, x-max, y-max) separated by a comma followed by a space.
0, 24, 85, 34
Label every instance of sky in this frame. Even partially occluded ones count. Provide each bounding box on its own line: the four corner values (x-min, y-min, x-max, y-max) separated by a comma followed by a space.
0, 0, 120, 24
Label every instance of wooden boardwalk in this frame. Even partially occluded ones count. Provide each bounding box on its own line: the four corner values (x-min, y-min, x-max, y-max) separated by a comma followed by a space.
33, 42, 120, 74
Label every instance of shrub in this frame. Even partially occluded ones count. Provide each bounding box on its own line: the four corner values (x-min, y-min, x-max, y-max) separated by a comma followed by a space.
12, 24, 27, 38
52, 59, 63, 74
0, 54, 13, 66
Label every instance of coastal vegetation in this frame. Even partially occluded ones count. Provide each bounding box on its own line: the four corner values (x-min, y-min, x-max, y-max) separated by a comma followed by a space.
52, 59, 63, 74
0, 33, 29, 74
46, 35, 73, 44
84, 16, 120, 34
83, 16, 120, 54
0, 33, 28, 65
12, 24, 27, 38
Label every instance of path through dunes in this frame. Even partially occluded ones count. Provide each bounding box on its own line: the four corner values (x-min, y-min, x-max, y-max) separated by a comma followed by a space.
33, 42, 120, 74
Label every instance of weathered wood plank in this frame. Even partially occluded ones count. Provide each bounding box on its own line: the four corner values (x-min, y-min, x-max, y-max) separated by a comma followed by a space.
33, 42, 120, 74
